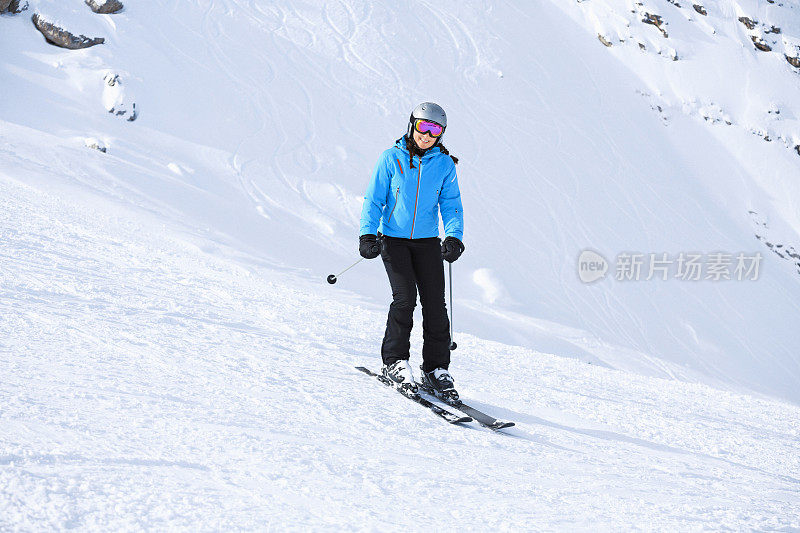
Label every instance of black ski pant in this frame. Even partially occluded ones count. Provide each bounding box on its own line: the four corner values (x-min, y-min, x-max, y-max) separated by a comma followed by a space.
380, 235, 450, 372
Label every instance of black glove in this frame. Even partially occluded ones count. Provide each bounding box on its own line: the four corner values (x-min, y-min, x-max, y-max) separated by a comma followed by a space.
441, 236, 464, 263
359, 234, 381, 259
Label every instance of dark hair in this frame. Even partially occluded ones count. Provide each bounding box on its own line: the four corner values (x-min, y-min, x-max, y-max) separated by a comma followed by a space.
404, 135, 459, 169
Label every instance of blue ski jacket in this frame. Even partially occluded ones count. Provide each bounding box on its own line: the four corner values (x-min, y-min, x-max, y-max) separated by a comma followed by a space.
359, 137, 463, 241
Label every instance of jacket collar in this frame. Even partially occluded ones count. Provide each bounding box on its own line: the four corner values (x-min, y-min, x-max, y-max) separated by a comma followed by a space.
395, 136, 441, 160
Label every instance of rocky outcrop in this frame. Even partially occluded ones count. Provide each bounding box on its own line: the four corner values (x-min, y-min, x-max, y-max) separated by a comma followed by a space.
693, 4, 707, 16
31, 13, 104, 49
738, 17, 757, 30
750, 210, 800, 275
751, 35, 771, 52
642, 13, 668, 38
85, 0, 124, 15
597, 34, 613, 47
1, 0, 27, 14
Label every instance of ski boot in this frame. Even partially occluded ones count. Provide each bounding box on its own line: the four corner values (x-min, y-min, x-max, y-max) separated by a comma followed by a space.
381, 360, 418, 396
419, 366, 460, 404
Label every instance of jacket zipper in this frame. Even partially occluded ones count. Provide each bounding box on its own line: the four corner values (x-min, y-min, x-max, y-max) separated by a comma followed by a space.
410, 158, 421, 238
386, 186, 400, 224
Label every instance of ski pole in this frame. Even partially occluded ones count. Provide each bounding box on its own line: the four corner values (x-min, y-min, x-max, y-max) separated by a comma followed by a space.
327, 257, 364, 284
448, 262, 457, 350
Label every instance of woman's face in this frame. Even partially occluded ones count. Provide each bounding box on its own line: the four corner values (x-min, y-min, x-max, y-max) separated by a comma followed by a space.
413, 129, 437, 151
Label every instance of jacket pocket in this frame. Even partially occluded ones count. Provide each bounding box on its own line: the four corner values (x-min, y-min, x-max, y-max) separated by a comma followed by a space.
385, 186, 400, 224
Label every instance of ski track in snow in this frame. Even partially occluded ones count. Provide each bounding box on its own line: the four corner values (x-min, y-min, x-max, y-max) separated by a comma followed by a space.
2, 175, 799, 529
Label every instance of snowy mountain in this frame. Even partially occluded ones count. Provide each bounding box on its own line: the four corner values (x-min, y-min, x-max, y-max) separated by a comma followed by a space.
2, 0, 799, 529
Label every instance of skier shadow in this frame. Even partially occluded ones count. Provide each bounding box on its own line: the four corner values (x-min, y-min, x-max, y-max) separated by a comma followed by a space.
462, 399, 800, 486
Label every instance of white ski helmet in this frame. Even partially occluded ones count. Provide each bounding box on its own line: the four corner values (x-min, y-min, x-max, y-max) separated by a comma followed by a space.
407, 102, 447, 144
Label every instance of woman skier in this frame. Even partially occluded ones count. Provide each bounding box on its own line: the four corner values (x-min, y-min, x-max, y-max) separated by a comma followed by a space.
359, 102, 464, 402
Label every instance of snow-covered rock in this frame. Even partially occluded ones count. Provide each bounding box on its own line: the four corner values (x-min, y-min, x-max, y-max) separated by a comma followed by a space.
31, 12, 103, 49
102, 72, 137, 121
85, 0, 123, 15
84, 136, 106, 152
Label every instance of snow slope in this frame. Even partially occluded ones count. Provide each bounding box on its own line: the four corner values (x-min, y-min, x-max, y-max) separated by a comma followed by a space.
2, 166, 799, 530
2, 0, 800, 528
4, 0, 800, 402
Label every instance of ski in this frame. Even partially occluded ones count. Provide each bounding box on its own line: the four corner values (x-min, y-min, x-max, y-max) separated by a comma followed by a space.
419, 385, 515, 431
355, 366, 472, 425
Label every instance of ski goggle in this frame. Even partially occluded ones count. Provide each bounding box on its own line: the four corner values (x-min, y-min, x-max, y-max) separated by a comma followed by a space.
413, 119, 444, 137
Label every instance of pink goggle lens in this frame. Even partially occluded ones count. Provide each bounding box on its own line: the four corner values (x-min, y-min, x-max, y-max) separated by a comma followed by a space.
414, 119, 444, 137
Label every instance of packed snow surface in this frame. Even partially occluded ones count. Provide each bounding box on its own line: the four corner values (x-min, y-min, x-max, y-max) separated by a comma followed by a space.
2, 174, 798, 530
2, 0, 800, 529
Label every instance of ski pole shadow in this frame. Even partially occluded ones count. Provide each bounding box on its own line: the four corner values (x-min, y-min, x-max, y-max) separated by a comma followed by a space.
433, 396, 581, 453
497, 425, 581, 454
469, 397, 693, 455
466, 399, 800, 486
